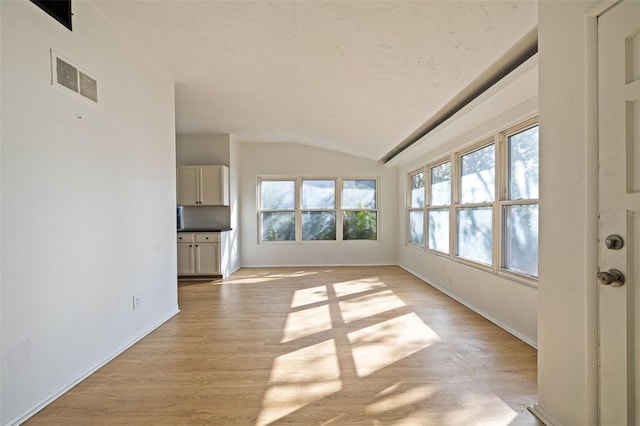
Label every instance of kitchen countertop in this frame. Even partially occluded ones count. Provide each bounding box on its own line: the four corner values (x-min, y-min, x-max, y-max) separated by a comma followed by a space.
177, 227, 232, 233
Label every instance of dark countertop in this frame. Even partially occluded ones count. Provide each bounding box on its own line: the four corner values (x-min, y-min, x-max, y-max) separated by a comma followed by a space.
177, 227, 232, 233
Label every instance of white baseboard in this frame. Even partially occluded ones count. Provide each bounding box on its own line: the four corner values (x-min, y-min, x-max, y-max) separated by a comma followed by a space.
528, 404, 562, 426
6, 308, 180, 426
399, 265, 538, 349
240, 263, 396, 268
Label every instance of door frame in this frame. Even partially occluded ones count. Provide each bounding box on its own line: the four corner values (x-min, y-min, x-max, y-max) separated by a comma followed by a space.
528, 1, 622, 425
587, 1, 625, 424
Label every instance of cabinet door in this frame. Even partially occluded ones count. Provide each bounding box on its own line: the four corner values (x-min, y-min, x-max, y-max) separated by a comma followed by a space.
195, 243, 220, 274
199, 166, 225, 206
177, 166, 199, 206
177, 243, 195, 275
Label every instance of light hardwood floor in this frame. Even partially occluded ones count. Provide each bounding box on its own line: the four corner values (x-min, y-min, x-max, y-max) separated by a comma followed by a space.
27, 266, 541, 425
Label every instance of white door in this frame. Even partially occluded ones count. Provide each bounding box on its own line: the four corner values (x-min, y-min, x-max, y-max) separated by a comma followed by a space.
598, 1, 640, 424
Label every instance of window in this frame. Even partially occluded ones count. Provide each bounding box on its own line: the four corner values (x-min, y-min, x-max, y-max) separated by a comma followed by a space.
501, 125, 539, 277
428, 162, 451, 254
405, 118, 539, 281
456, 143, 495, 265
259, 177, 378, 242
342, 179, 377, 240
408, 170, 425, 246
302, 180, 336, 240
260, 180, 296, 241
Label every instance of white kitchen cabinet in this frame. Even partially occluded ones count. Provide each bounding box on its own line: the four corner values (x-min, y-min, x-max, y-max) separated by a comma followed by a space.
177, 232, 220, 276
177, 242, 195, 275
177, 165, 229, 206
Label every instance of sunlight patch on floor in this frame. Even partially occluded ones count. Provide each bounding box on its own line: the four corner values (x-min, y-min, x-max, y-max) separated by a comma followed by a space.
348, 313, 440, 377
257, 339, 342, 426
281, 304, 332, 343
332, 277, 387, 298
338, 290, 406, 324
290, 285, 328, 308
438, 394, 519, 425
367, 384, 436, 414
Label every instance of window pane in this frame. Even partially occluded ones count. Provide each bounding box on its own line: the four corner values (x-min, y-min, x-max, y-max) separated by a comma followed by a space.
261, 181, 295, 210
343, 211, 377, 240
343, 180, 376, 209
409, 210, 424, 245
457, 207, 492, 264
261, 212, 295, 241
460, 145, 495, 203
410, 172, 425, 208
302, 211, 336, 240
431, 162, 451, 206
509, 126, 539, 200
503, 204, 539, 277
428, 209, 449, 253
302, 180, 335, 209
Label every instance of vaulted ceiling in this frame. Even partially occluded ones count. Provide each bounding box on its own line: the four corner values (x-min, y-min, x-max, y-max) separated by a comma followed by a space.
94, 1, 537, 161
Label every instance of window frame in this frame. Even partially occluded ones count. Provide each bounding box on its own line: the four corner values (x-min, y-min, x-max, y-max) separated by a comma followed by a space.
426, 159, 453, 256
258, 176, 379, 243
405, 116, 539, 285
300, 178, 338, 241
340, 177, 379, 242
498, 119, 540, 279
453, 137, 497, 271
257, 177, 298, 243
407, 167, 426, 248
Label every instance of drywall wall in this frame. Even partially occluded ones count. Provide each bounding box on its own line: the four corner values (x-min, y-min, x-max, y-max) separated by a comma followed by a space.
0, 2, 178, 424
176, 134, 230, 166
239, 142, 398, 267
391, 58, 539, 347
535, 2, 598, 425
176, 134, 231, 229
226, 135, 242, 276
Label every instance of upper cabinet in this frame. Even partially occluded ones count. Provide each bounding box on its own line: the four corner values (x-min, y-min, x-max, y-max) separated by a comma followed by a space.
177, 165, 229, 206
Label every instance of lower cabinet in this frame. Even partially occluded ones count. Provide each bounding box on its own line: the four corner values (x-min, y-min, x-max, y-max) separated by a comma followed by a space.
177, 232, 220, 276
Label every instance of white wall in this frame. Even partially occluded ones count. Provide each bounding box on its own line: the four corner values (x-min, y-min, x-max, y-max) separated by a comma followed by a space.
535, 2, 598, 425
239, 142, 398, 267
391, 58, 539, 347
176, 134, 230, 166
0, 2, 178, 425
226, 135, 242, 276
176, 134, 231, 229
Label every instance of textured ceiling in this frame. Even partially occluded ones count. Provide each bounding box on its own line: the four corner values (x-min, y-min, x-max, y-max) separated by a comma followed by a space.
94, 1, 537, 161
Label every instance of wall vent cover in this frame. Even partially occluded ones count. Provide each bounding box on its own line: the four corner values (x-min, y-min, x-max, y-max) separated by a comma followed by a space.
51, 51, 98, 104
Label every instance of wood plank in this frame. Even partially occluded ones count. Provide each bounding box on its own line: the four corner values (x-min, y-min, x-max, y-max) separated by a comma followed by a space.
27, 266, 541, 425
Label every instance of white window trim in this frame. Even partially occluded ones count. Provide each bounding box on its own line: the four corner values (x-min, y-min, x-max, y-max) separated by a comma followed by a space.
497, 118, 540, 280
405, 116, 539, 285
454, 137, 498, 271
258, 176, 380, 244
407, 167, 426, 248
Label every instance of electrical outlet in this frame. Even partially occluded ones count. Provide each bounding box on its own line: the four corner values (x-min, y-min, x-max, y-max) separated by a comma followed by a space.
133, 294, 141, 311
321, 251, 329, 260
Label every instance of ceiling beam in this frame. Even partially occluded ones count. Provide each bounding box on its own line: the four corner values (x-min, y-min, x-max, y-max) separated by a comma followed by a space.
381, 26, 538, 164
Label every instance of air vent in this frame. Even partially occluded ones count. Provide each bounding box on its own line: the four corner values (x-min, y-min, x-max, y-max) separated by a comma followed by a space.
78, 71, 98, 103
51, 50, 98, 104
31, 0, 72, 31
